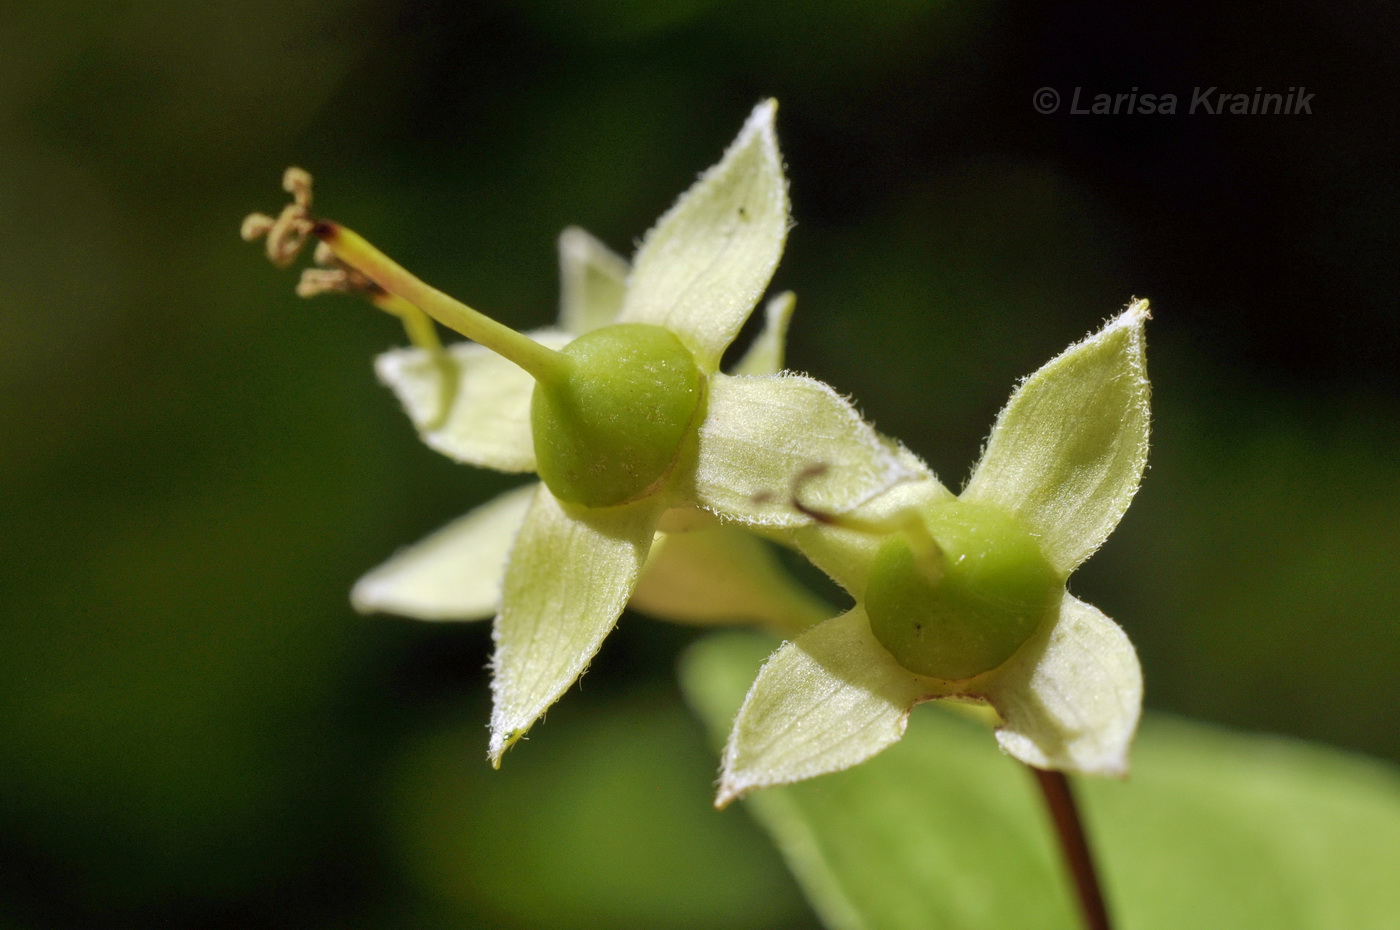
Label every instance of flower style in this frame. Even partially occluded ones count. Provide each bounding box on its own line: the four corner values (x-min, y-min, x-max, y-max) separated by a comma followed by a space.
243, 101, 909, 765
350, 230, 833, 631
716, 301, 1151, 807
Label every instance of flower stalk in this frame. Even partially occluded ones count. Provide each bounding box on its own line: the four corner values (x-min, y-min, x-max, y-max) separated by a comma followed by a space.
717, 301, 1150, 804
1031, 766, 1112, 930
240, 101, 1157, 930
247, 102, 914, 764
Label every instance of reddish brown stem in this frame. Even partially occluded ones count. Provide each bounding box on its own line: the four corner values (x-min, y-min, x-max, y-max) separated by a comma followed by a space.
1030, 767, 1112, 930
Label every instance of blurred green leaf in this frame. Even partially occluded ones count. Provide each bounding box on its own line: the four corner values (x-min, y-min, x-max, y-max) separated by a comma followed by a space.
388, 689, 810, 930
683, 633, 1400, 930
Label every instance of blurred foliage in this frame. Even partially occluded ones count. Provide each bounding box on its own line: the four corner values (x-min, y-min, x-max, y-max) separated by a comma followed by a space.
388, 688, 805, 929
684, 633, 1400, 930
0, 0, 1396, 927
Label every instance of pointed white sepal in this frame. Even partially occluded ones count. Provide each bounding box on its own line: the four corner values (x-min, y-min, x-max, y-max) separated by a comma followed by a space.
986, 593, 1143, 776
557, 226, 628, 335
791, 465, 953, 597
630, 524, 832, 633
717, 608, 930, 808
488, 487, 663, 765
351, 483, 536, 621
691, 372, 917, 528
376, 329, 571, 471
732, 291, 796, 377
962, 300, 1151, 575
618, 100, 789, 371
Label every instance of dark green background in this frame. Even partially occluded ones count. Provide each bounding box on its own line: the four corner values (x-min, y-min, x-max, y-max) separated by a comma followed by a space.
2, 1, 1396, 926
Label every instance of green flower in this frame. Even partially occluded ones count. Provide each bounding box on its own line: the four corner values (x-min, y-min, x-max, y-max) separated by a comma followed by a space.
716, 302, 1151, 806
351, 228, 832, 630
243, 102, 907, 764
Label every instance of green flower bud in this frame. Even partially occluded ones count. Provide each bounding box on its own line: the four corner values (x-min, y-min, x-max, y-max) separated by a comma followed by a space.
865, 501, 1061, 680
532, 323, 704, 508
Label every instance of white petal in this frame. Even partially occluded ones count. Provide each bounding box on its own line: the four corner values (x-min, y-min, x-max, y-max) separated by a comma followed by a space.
618, 100, 789, 371
731, 291, 796, 377
962, 301, 1151, 574
376, 329, 571, 471
488, 487, 663, 764
689, 372, 917, 528
350, 484, 536, 621
557, 226, 627, 335
717, 607, 931, 807
790, 469, 954, 596
985, 592, 1143, 776
630, 524, 832, 633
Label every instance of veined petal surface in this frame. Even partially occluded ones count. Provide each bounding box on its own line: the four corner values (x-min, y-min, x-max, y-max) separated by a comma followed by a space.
488, 487, 663, 764
557, 226, 627, 335
618, 100, 789, 370
790, 464, 953, 597
962, 301, 1150, 574
717, 608, 930, 808
985, 592, 1142, 776
732, 291, 796, 377
630, 524, 832, 633
351, 483, 536, 621
690, 373, 915, 528
377, 329, 572, 471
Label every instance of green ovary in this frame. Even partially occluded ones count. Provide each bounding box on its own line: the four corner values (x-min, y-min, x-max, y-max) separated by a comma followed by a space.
865, 501, 1062, 680
532, 324, 704, 508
